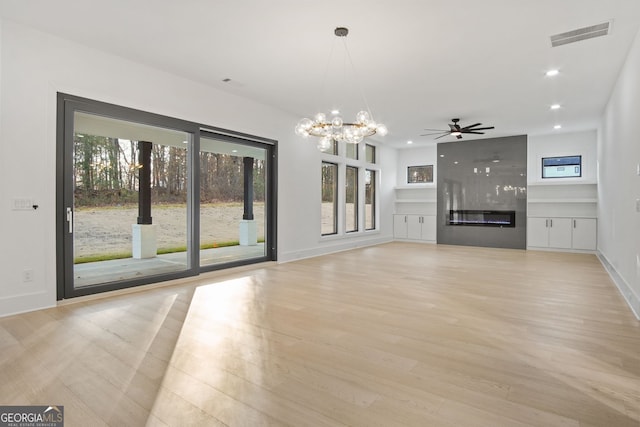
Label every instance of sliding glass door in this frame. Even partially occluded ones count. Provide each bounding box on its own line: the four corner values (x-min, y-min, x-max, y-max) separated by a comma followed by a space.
199, 135, 268, 267
57, 94, 276, 299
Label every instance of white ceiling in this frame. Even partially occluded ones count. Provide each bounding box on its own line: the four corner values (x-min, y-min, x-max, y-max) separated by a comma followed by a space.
2, 0, 640, 148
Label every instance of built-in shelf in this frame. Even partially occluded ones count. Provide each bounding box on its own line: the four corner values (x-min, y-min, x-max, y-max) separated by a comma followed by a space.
394, 186, 437, 216
394, 184, 436, 190
526, 182, 598, 220
395, 199, 436, 204
528, 180, 597, 186
528, 198, 597, 204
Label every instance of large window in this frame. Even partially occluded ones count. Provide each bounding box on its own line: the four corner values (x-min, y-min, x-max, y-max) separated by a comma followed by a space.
70, 113, 191, 289
57, 93, 277, 299
321, 162, 338, 235
199, 136, 268, 267
319, 140, 338, 155
365, 169, 376, 230
345, 166, 358, 233
366, 144, 376, 164
346, 143, 358, 160
320, 142, 379, 237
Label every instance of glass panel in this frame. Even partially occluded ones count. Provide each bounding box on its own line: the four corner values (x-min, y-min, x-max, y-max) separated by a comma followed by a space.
321, 162, 338, 235
345, 143, 358, 160
366, 144, 376, 164
319, 140, 338, 155
365, 169, 376, 230
346, 166, 358, 232
199, 137, 267, 267
73, 112, 190, 288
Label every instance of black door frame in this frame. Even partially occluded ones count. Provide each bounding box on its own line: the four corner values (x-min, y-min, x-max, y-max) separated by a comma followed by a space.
56, 93, 277, 300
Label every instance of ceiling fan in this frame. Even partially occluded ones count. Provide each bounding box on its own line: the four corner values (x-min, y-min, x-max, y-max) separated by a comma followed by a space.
421, 118, 495, 140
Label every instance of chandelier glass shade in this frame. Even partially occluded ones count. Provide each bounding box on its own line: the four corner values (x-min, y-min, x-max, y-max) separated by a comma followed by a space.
295, 110, 387, 149
295, 27, 387, 149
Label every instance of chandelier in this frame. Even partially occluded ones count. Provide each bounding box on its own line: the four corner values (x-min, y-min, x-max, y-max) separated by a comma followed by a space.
295, 27, 388, 149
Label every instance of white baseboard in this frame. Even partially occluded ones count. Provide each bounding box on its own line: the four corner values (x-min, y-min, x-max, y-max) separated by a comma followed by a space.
597, 251, 640, 320
279, 236, 393, 263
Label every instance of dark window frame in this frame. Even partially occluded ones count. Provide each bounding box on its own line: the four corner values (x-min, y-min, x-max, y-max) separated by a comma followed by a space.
365, 144, 376, 164
345, 165, 359, 233
56, 93, 277, 300
321, 161, 339, 236
365, 169, 376, 230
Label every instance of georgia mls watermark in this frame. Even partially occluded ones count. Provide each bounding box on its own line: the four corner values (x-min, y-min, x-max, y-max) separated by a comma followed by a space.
0, 406, 63, 427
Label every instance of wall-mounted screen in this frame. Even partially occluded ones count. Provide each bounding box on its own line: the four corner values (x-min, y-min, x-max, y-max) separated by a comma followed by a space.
407, 165, 433, 183
542, 155, 582, 178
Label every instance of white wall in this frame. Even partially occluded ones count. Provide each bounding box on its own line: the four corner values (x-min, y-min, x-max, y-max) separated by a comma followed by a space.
527, 131, 597, 183
0, 20, 394, 316
396, 145, 437, 186
599, 28, 640, 318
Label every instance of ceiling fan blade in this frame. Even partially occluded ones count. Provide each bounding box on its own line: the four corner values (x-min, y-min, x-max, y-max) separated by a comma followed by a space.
464, 131, 485, 134
423, 128, 449, 132
465, 126, 494, 131
435, 133, 451, 140
420, 132, 449, 136
461, 123, 482, 130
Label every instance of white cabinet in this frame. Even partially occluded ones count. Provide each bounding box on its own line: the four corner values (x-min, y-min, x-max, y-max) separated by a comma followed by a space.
408, 215, 436, 241
527, 217, 596, 250
527, 183, 597, 252
393, 214, 408, 239
394, 214, 436, 242
394, 186, 437, 243
571, 218, 597, 250
528, 218, 554, 247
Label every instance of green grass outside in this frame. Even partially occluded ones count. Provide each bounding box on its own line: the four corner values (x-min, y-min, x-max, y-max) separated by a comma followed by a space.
74, 201, 248, 211
74, 238, 265, 264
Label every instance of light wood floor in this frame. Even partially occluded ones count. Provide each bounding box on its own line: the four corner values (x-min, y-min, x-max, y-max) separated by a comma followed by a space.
1, 242, 639, 426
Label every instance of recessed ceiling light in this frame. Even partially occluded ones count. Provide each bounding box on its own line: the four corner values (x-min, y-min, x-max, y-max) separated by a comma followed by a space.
439, 154, 444, 158
554, 124, 562, 129
492, 159, 500, 163
232, 149, 238, 153
331, 109, 340, 115
407, 140, 413, 145
454, 161, 459, 165
550, 104, 561, 110
545, 69, 560, 77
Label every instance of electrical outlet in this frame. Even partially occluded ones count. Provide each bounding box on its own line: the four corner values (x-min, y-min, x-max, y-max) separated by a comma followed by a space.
22, 269, 34, 282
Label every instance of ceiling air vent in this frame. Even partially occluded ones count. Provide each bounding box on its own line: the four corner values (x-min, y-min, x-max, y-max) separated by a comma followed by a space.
550, 21, 610, 47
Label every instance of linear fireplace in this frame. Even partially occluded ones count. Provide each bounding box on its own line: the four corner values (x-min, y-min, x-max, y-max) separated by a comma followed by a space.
448, 210, 516, 227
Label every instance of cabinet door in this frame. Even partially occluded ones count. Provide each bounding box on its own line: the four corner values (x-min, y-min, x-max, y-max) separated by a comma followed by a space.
548, 217, 572, 249
393, 215, 408, 239
572, 218, 597, 250
421, 215, 437, 241
407, 215, 422, 240
527, 217, 550, 247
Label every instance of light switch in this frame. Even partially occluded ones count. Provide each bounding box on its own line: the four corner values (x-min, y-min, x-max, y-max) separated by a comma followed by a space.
12, 198, 34, 210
